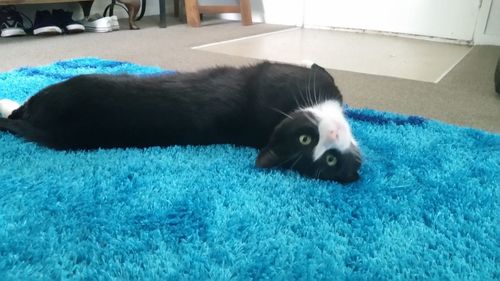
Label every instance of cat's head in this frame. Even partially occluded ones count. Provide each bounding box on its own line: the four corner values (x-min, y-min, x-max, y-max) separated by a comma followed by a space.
256, 100, 361, 184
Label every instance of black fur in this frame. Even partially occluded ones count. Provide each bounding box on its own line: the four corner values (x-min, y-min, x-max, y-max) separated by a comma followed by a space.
0, 62, 360, 183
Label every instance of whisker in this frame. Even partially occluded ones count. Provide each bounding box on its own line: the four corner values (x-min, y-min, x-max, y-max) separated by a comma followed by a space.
313, 71, 319, 106
304, 112, 318, 126
297, 83, 310, 108
293, 88, 301, 108
318, 89, 324, 105
351, 145, 362, 159
306, 72, 313, 107
289, 153, 303, 170
274, 152, 301, 168
269, 107, 294, 120
354, 154, 362, 162
316, 168, 326, 178
308, 73, 315, 107
295, 83, 308, 108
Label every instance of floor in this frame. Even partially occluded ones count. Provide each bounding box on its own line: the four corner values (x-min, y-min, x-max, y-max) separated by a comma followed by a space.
1, 16, 499, 133
194, 28, 472, 83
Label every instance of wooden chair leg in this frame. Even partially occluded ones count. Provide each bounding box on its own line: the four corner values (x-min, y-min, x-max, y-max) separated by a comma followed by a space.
184, 0, 251, 27
240, 0, 252, 26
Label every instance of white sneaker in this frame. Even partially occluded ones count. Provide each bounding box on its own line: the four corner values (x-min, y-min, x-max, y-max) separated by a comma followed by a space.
110, 15, 119, 31
0, 7, 27, 37
33, 25, 62, 36
32, 10, 62, 36
82, 14, 112, 33
1, 27, 26, 37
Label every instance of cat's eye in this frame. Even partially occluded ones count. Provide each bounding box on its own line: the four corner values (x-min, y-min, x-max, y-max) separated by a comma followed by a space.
326, 154, 338, 166
299, 134, 312, 145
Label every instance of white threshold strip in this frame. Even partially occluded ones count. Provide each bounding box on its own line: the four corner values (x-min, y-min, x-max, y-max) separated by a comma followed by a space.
433, 47, 473, 83
191, 27, 300, 50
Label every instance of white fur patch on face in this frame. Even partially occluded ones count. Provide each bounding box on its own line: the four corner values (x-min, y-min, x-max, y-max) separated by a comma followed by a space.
0, 99, 20, 118
305, 100, 357, 161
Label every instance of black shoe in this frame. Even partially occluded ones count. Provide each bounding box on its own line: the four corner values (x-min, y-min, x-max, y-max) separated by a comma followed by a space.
33, 10, 62, 36
52, 9, 84, 34
0, 6, 27, 37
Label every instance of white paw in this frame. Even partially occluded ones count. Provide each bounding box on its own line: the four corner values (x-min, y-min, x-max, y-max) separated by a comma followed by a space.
0, 99, 20, 118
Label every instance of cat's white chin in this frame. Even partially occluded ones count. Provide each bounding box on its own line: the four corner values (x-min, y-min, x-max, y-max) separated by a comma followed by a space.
305, 100, 357, 161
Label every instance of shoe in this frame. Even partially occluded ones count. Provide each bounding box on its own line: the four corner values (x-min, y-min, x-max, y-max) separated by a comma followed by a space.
33, 10, 62, 35
82, 14, 112, 33
52, 9, 84, 34
110, 15, 119, 31
0, 6, 27, 37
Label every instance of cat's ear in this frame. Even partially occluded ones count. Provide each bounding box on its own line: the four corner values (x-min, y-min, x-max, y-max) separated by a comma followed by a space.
311, 63, 325, 71
348, 171, 360, 182
311, 64, 335, 83
255, 148, 282, 168
339, 171, 360, 184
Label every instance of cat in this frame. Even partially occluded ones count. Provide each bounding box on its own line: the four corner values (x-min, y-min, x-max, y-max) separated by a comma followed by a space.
0, 62, 361, 183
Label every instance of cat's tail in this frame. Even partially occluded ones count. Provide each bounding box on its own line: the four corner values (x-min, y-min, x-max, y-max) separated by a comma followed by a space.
0, 99, 58, 148
0, 114, 52, 148
0, 99, 28, 136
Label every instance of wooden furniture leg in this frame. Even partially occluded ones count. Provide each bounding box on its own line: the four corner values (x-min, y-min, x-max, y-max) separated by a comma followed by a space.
239, 0, 251, 26
185, 0, 200, 27
184, 0, 252, 27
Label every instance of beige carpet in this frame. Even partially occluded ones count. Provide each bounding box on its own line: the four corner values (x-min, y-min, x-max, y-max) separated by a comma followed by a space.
194, 28, 472, 83
1, 16, 499, 132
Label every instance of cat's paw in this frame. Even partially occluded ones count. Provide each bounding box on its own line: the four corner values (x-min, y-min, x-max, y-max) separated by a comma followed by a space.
0, 99, 20, 118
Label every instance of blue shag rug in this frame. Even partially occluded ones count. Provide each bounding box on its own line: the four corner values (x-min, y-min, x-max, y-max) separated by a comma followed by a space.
0, 58, 498, 280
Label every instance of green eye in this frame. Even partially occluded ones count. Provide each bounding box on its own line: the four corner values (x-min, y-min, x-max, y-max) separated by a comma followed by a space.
299, 134, 312, 145
326, 154, 338, 166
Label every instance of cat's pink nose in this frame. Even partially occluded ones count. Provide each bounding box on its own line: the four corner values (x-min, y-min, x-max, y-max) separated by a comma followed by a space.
329, 130, 338, 140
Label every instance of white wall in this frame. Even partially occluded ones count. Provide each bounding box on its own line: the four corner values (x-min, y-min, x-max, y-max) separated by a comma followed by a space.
474, 0, 500, 45
302, 0, 481, 41
485, 0, 500, 35
259, 0, 302, 26
218, 0, 498, 45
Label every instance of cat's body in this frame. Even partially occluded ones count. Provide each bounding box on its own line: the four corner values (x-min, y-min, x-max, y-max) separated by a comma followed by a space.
0, 62, 361, 183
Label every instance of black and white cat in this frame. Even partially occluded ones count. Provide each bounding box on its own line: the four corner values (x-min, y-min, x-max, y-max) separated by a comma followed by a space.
0, 62, 361, 183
